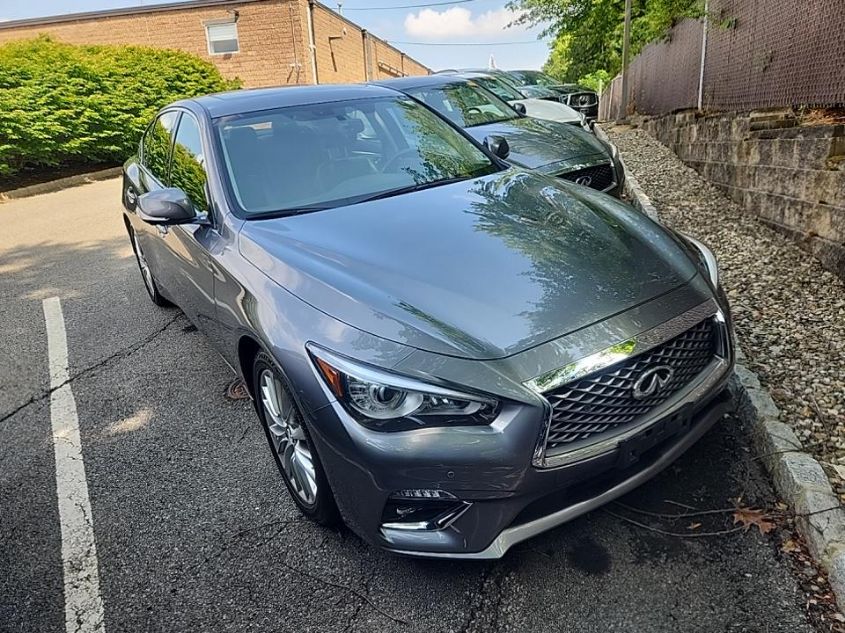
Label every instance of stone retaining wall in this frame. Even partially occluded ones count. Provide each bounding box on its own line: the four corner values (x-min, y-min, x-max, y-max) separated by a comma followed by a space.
641, 111, 845, 278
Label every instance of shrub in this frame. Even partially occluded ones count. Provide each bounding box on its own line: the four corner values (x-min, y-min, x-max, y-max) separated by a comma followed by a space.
0, 36, 240, 177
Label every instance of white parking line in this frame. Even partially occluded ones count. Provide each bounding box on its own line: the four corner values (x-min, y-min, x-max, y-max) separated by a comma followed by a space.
43, 297, 106, 633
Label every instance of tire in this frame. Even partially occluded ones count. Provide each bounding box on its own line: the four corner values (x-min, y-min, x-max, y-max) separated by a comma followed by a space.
253, 351, 339, 525
128, 226, 171, 307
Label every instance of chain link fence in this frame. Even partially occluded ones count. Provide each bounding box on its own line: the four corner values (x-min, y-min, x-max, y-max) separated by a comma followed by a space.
600, 0, 845, 120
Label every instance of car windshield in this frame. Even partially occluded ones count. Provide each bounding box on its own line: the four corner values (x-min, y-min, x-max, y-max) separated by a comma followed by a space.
406, 81, 519, 128
519, 85, 559, 99
508, 71, 559, 88
471, 76, 524, 102
215, 96, 499, 217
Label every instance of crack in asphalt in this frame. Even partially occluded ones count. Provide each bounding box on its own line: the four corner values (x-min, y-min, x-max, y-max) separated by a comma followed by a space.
342, 565, 377, 632
184, 518, 303, 575
278, 553, 407, 627
0, 312, 184, 426
458, 562, 513, 633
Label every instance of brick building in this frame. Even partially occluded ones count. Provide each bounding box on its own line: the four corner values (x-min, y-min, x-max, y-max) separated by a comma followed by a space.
0, 0, 430, 88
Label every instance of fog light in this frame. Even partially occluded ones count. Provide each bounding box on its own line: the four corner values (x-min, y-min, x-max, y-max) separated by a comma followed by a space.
391, 489, 456, 500
381, 492, 471, 531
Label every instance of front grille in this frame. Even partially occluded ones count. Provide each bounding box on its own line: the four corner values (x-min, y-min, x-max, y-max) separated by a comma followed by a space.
559, 163, 615, 191
544, 319, 717, 454
567, 92, 597, 107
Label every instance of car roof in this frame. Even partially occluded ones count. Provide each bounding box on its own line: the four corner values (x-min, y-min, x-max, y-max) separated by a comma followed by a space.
451, 71, 501, 80
436, 68, 508, 74
372, 74, 470, 91
177, 84, 402, 118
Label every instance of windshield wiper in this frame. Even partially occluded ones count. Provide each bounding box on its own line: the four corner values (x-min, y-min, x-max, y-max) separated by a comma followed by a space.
248, 204, 334, 220
246, 175, 485, 220
350, 176, 472, 204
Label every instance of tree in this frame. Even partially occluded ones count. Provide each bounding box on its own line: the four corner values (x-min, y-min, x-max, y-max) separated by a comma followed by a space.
0, 36, 240, 177
507, 0, 703, 84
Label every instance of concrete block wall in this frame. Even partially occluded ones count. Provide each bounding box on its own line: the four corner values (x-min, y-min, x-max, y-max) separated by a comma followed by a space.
369, 35, 429, 80
643, 112, 845, 278
0, 1, 310, 88
309, 4, 429, 84
0, 0, 430, 88
311, 3, 367, 83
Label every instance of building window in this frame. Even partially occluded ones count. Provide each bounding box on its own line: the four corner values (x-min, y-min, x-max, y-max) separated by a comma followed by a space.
206, 22, 239, 55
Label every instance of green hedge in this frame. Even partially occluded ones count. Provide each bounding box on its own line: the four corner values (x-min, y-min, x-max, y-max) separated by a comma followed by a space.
0, 36, 240, 177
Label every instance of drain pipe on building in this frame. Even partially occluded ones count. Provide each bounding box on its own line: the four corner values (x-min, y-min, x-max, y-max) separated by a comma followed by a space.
306, 0, 319, 85
596, 122, 845, 611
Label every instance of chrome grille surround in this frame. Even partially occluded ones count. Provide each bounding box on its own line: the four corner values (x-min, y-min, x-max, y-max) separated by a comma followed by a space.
556, 157, 617, 193
559, 163, 615, 192
527, 300, 732, 469
545, 319, 714, 451
566, 92, 598, 107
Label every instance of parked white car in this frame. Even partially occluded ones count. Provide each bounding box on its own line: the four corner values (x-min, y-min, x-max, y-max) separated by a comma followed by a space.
451, 71, 592, 133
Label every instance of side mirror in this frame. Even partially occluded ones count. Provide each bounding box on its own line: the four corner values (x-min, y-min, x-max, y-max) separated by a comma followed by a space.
484, 135, 510, 160
512, 102, 527, 115
137, 188, 198, 225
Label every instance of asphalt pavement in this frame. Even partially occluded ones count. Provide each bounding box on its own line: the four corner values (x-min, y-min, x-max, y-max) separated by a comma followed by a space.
0, 178, 820, 632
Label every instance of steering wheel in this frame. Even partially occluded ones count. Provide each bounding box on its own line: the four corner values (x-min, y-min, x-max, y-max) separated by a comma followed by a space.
465, 107, 482, 117
381, 148, 420, 173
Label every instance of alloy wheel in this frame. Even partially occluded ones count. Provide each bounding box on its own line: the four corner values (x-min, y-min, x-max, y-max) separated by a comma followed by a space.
131, 231, 155, 296
258, 369, 318, 506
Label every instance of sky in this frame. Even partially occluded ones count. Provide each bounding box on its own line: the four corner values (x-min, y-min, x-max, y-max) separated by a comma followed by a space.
0, 0, 552, 70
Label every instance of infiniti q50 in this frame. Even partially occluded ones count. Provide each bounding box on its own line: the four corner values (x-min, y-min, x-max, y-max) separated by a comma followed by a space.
121, 84, 734, 558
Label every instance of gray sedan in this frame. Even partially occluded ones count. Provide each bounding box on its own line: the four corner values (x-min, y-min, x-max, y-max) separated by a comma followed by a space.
121, 84, 734, 558
374, 75, 622, 196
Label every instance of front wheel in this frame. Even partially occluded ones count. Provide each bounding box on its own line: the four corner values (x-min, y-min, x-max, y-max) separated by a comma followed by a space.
128, 227, 171, 307
253, 352, 339, 525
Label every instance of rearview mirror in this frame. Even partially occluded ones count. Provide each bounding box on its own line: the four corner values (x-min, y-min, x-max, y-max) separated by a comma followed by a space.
512, 102, 527, 115
484, 135, 510, 160
137, 188, 198, 225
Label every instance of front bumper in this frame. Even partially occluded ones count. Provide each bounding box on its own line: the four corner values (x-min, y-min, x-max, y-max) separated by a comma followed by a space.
389, 384, 732, 558
304, 298, 734, 559
571, 103, 599, 122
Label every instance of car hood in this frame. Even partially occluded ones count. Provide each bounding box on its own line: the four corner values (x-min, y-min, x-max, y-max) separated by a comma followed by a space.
464, 117, 607, 171
239, 169, 699, 360
509, 99, 580, 125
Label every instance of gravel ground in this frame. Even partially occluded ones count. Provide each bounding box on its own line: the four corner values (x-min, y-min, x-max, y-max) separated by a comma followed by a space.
607, 126, 845, 503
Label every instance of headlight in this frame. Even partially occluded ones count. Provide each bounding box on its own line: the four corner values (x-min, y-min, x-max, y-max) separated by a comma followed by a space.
681, 233, 719, 287
308, 345, 500, 432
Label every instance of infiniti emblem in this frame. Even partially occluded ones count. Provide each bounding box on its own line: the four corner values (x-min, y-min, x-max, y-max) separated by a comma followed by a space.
574, 175, 593, 186
632, 365, 675, 400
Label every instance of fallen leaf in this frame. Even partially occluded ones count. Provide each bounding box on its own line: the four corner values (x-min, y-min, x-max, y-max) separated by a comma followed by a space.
687, 522, 702, 530
733, 507, 775, 534
781, 538, 801, 553
225, 379, 251, 401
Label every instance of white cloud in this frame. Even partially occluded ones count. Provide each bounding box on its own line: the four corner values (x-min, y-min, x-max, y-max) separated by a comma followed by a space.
404, 7, 525, 41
